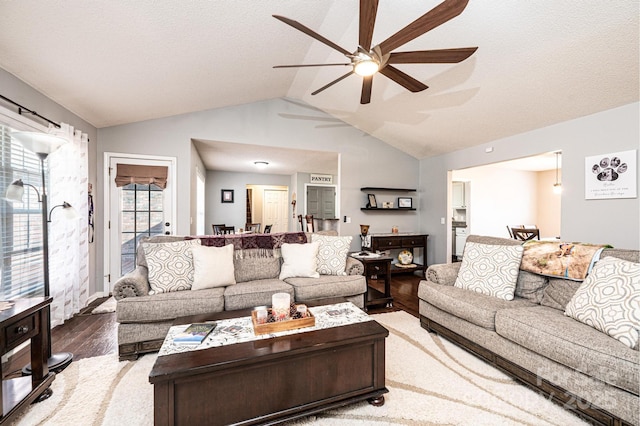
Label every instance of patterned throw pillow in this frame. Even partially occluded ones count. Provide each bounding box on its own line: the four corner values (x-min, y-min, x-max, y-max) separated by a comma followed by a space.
565, 256, 640, 349
311, 234, 353, 276
143, 239, 201, 294
454, 242, 524, 300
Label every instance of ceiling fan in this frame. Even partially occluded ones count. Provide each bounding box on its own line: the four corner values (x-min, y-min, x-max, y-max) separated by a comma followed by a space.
273, 0, 478, 104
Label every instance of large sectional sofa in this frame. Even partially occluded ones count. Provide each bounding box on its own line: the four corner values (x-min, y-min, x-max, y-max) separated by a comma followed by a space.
419, 235, 639, 425
113, 232, 366, 361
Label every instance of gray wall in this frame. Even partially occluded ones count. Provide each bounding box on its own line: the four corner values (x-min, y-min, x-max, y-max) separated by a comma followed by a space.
0, 68, 99, 296
206, 170, 291, 233
420, 102, 640, 265
98, 98, 420, 286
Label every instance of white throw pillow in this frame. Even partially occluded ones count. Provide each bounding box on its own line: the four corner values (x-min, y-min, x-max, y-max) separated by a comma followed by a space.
191, 244, 236, 290
312, 234, 352, 276
279, 242, 320, 280
143, 239, 201, 295
565, 256, 640, 349
454, 241, 524, 300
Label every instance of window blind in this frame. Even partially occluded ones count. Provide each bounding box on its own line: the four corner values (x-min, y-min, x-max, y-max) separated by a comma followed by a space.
0, 123, 45, 299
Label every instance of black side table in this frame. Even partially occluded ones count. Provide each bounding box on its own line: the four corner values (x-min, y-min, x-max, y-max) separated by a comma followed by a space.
353, 255, 393, 310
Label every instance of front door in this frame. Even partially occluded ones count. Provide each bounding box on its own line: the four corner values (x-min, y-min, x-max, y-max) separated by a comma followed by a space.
106, 154, 175, 291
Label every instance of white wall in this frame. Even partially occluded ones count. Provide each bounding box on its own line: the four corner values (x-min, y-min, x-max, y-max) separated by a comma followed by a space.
536, 169, 561, 239
421, 102, 640, 265
453, 167, 538, 238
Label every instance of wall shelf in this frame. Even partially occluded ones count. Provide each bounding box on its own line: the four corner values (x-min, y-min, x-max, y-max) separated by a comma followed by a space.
361, 208, 416, 211
360, 187, 416, 192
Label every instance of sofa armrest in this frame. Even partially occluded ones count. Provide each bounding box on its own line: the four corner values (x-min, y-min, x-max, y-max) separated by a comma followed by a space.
112, 266, 150, 300
426, 263, 461, 286
346, 257, 364, 275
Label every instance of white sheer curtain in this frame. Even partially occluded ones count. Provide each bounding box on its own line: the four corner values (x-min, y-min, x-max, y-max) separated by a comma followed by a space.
48, 123, 89, 327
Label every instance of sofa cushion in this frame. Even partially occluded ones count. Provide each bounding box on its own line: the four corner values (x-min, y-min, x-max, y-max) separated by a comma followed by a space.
454, 241, 523, 300
419, 280, 536, 330
540, 278, 582, 310
223, 279, 294, 311
191, 244, 236, 290
143, 239, 200, 295
234, 255, 281, 283
495, 306, 639, 394
514, 270, 548, 303
279, 242, 320, 280
284, 274, 366, 302
116, 287, 225, 323
311, 234, 352, 276
565, 256, 640, 349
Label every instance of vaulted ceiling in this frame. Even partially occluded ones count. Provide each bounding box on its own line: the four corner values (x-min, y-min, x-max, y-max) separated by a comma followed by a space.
0, 1, 637, 159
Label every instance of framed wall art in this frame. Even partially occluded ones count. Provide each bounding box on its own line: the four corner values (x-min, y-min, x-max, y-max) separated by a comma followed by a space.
585, 150, 637, 200
221, 189, 234, 203
398, 197, 413, 208
367, 194, 377, 208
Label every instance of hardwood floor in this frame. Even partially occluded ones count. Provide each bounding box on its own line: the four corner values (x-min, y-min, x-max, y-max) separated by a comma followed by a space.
2, 273, 423, 377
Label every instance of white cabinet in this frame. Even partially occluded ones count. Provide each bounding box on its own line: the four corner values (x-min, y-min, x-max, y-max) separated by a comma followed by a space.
455, 227, 468, 257
452, 182, 466, 208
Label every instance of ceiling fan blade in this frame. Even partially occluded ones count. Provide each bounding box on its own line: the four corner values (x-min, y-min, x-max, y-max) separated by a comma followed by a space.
273, 15, 351, 56
379, 65, 428, 92
389, 47, 477, 64
360, 76, 373, 104
274, 63, 351, 68
378, 0, 470, 54
359, 0, 379, 51
311, 71, 354, 95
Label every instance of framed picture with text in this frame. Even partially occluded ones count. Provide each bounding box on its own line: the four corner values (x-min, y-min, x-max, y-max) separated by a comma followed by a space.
398, 197, 413, 208
221, 189, 234, 203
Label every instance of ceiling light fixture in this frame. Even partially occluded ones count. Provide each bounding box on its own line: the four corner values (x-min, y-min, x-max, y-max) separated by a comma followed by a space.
254, 161, 269, 169
353, 54, 379, 77
553, 151, 562, 194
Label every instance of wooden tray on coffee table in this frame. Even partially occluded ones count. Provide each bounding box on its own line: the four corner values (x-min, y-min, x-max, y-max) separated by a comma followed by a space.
251, 309, 315, 335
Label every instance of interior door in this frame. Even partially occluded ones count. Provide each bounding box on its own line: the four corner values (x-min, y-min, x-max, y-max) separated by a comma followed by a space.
306, 185, 336, 219
263, 189, 288, 233
106, 155, 174, 290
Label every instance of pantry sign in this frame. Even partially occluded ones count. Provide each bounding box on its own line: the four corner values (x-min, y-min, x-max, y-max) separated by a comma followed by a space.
310, 174, 333, 184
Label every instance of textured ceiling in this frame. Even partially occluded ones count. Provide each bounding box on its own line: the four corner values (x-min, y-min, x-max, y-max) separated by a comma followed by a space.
0, 1, 637, 160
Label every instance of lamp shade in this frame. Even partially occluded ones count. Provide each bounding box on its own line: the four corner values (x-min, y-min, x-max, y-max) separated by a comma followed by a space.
5, 179, 25, 202
10, 131, 68, 155
60, 202, 79, 220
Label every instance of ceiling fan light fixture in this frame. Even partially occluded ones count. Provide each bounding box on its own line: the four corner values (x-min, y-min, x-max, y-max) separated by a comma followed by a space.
353, 57, 379, 77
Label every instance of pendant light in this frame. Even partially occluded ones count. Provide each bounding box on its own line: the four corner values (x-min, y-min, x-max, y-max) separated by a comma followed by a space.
553, 151, 562, 194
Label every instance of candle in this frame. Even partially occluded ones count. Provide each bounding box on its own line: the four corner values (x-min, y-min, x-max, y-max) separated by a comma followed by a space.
271, 293, 290, 321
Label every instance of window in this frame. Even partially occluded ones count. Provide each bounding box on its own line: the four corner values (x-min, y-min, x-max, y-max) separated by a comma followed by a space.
0, 123, 46, 299
120, 183, 164, 275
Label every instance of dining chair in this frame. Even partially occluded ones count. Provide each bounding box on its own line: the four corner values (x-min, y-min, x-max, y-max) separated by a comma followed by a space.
245, 223, 261, 233
263, 224, 272, 233
220, 226, 235, 235
212, 224, 226, 235
298, 215, 314, 232
511, 227, 540, 241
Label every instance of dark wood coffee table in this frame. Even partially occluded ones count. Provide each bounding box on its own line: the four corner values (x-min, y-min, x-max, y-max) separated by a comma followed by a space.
149, 304, 388, 426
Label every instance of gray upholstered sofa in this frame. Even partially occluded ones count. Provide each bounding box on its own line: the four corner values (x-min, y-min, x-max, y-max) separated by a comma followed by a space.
113, 232, 366, 360
419, 235, 639, 426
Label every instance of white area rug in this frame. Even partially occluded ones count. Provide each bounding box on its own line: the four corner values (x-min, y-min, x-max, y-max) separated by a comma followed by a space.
13, 311, 587, 425
91, 297, 116, 314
